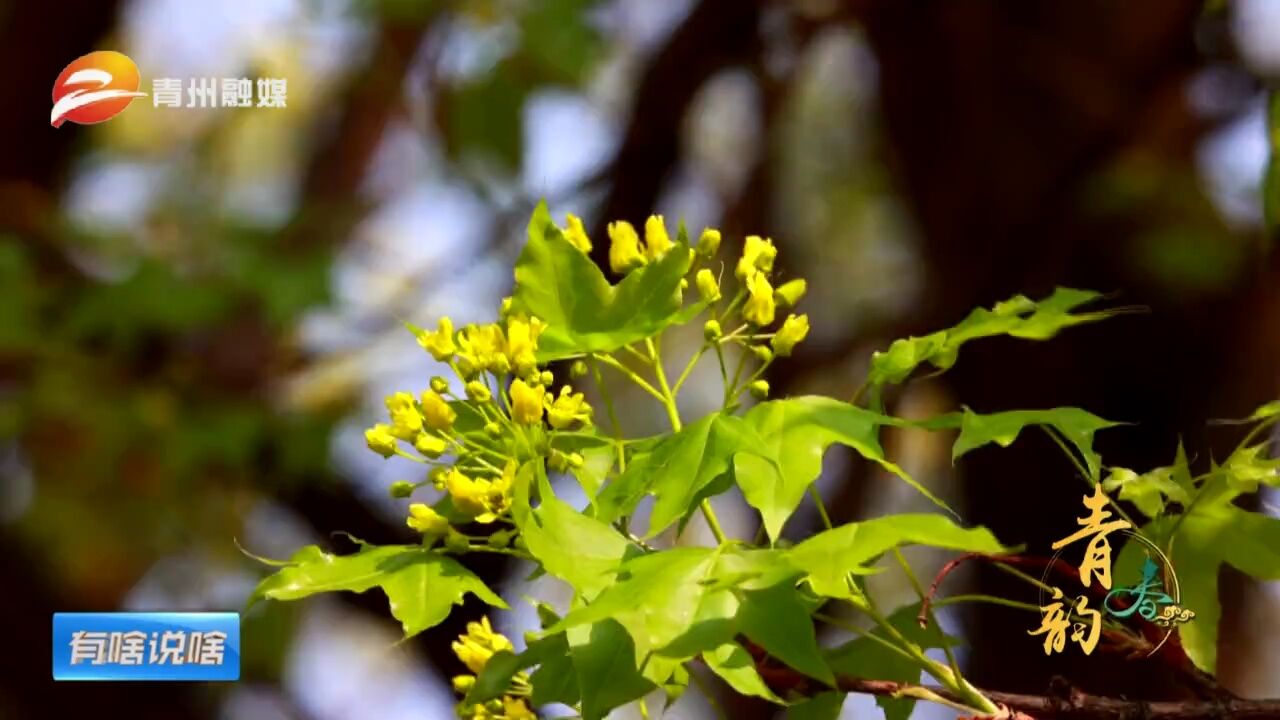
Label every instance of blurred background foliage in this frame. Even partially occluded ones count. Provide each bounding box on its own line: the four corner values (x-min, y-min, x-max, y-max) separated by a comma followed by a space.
0, 0, 1278, 718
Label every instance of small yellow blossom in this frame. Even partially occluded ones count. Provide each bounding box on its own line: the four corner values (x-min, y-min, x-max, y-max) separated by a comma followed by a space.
743, 270, 776, 326
510, 379, 545, 425
407, 503, 450, 535
563, 213, 591, 253
608, 220, 646, 274
773, 313, 810, 357
697, 227, 721, 257
502, 698, 536, 720
457, 323, 507, 376
421, 390, 457, 431
505, 315, 546, 375
414, 431, 448, 458
417, 316, 457, 361
695, 268, 720, 302
644, 214, 673, 260
546, 386, 592, 429
385, 391, 424, 440
452, 617, 514, 674
736, 235, 777, 280
365, 424, 398, 458
446, 468, 492, 520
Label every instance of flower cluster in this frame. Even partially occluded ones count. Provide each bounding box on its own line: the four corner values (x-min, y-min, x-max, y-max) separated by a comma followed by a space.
364, 311, 593, 533
450, 617, 534, 720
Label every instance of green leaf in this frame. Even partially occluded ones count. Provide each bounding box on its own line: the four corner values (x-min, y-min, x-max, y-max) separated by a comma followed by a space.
737, 582, 833, 685
512, 462, 632, 597
511, 202, 699, 362
1249, 399, 1280, 420
595, 412, 767, 537
866, 288, 1118, 390
787, 692, 845, 720
788, 514, 1010, 600
443, 59, 526, 170
250, 544, 505, 638
950, 406, 1120, 481
550, 547, 726, 658
1174, 504, 1280, 673
826, 604, 955, 720
568, 619, 656, 720
703, 642, 785, 705
467, 633, 569, 706
736, 396, 952, 540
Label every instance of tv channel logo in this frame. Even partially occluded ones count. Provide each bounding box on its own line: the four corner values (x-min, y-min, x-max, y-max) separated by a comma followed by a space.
52, 612, 240, 681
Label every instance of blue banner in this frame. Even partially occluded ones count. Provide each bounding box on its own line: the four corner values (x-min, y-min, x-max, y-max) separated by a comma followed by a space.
52, 612, 240, 681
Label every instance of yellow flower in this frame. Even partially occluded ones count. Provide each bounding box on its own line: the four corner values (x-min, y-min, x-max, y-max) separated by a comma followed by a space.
695, 268, 720, 302
457, 323, 507, 376
385, 391, 424, 440
510, 378, 545, 425
487, 460, 518, 514
416, 316, 457, 361
452, 636, 493, 675
406, 503, 450, 535
414, 431, 448, 458
504, 315, 546, 375
644, 214, 672, 260
563, 213, 591, 253
736, 235, 777, 280
420, 390, 457, 431
772, 313, 810, 357
446, 468, 492, 520
546, 386, 591, 429
452, 616, 513, 674
696, 227, 721, 257
502, 698, 536, 720
365, 424, 398, 458
608, 220, 646, 274
743, 270, 776, 326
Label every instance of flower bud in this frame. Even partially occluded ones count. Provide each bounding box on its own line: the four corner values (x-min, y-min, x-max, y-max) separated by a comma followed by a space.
429, 466, 449, 489
568, 452, 585, 468
389, 481, 415, 499
430, 376, 450, 395
569, 359, 588, 378
484, 421, 502, 438
487, 529, 515, 549
704, 319, 722, 341
696, 269, 721, 303
465, 380, 491, 402
540, 370, 554, 387
774, 278, 807, 308
444, 528, 470, 553
749, 379, 770, 400
696, 228, 721, 258
750, 345, 773, 364
420, 391, 457, 431
451, 675, 475, 694
498, 296, 514, 319
548, 450, 569, 472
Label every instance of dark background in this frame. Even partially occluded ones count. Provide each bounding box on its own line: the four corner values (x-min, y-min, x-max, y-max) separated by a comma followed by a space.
1, 0, 1277, 718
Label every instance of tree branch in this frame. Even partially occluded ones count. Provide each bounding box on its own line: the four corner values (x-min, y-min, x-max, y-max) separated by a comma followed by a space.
756, 666, 1280, 719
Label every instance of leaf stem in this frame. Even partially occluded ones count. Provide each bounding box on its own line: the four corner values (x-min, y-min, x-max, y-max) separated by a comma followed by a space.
594, 352, 666, 403
647, 336, 728, 545
808, 485, 833, 531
